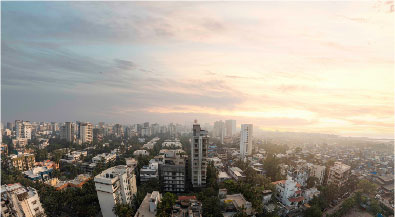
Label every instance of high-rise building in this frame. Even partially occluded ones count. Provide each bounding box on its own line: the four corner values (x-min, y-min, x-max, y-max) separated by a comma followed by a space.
1, 183, 45, 217
191, 121, 209, 188
15, 121, 32, 140
80, 122, 93, 144
60, 122, 75, 142
225, 120, 236, 137
94, 165, 137, 217
6, 122, 14, 131
113, 124, 123, 137
213, 120, 225, 143
159, 149, 187, 192
240, 124, 253, 158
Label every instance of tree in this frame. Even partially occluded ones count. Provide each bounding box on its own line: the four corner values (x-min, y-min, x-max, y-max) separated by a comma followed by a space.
357, 179, 377, 195
304, 205, 322, 217
156, 192, 176, 217
201, 196, 222, 217
307, 176, 319, 188
113, 203, 134, 217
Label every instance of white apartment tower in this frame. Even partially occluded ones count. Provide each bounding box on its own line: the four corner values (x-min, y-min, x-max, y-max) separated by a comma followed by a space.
191, 121, 209, 188
15, 121, 32, 140
60, 122, 75, 142
94, 165, 137, 217
80, 122, 93, 144
240, 124, 253, 158
1, 183, 45, 217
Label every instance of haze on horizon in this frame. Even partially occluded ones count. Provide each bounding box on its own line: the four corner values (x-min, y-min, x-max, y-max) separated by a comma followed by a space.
1, 1, 394, 139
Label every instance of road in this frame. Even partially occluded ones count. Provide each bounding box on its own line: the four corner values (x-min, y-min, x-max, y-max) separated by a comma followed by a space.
323, 192, 354, 216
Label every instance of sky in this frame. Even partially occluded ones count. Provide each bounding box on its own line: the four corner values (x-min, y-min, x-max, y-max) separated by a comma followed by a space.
1, 1, 394, 139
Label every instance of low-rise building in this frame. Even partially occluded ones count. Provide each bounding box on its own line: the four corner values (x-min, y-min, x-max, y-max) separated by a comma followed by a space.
162, 139, 182, 149
94, 165, 137, 217
9, 153, 35, 171
133, 150, 149, 157
92, 153, 116, 164
1, 183, 45, 217
24, 166, 53, 182
218, 171, 231, 183
228, 167, 245, 181
221, 190, 253, 216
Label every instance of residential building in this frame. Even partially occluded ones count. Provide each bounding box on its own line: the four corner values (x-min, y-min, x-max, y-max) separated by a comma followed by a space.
24, 166, 53, 182
225, 120, 236, 137
134, 191, 161, 217
240, 124, 253, 158
159, 149, 187, 192
94, 165, 137, 217
308, 164, 326, 185
140, 162, 159, 182
162, 139, 182, 149
92, 153, 116, 164
1, 183, 45, 217
213, 120, 225, 143
15, 121, 32, 140
220, 189, 253, 216
80, 122, 93, 144
228, 167, 246, 181
272, 176, 304, 208
60, 122, 75, 142
133, 150, 149, 156
327, 162, 351, 187
9, 153, 35, 171
218, 171, 231, 183
191, 122, 209, 188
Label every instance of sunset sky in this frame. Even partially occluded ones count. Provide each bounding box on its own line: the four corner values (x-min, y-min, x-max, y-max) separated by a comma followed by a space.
2, 1, 394, 138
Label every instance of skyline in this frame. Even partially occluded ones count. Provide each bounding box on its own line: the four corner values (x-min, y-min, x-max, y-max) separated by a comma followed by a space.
2, 1, 394, 139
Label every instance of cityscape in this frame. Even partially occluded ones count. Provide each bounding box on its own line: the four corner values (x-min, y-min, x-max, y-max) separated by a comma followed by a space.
1, 1, 394, 217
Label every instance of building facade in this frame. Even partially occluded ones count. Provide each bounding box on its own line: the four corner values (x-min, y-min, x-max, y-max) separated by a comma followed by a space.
94, 165, 137, 217
240, 124, 253, 158
327, 162, 351, 187
60, 122, 75, 142
15, 121, 32, 140
1, 183, 45, 217
225, 120, 236, 137
159, 150, 187, 192
191, 122, 209, 188
9, 154, 36, 171
80, 122, 93, 144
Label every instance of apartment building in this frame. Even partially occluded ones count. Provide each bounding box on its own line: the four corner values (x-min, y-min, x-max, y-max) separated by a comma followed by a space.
228, 167, 246, 181
79, 122, 93, 144
272, 176, 304, 208
308, 164, 326, 185
327, 162, 351, 187
191, 122, 209, 188
240, 124, 253, 158
159, 149, 187, 192
140, 162, 159, 182
15, 121, 32, 140
9, 154, 36, 171
94, 165, 137, 217
225, 120, 236, 137
60, 122, 75, 142
1, 183, 45, 217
